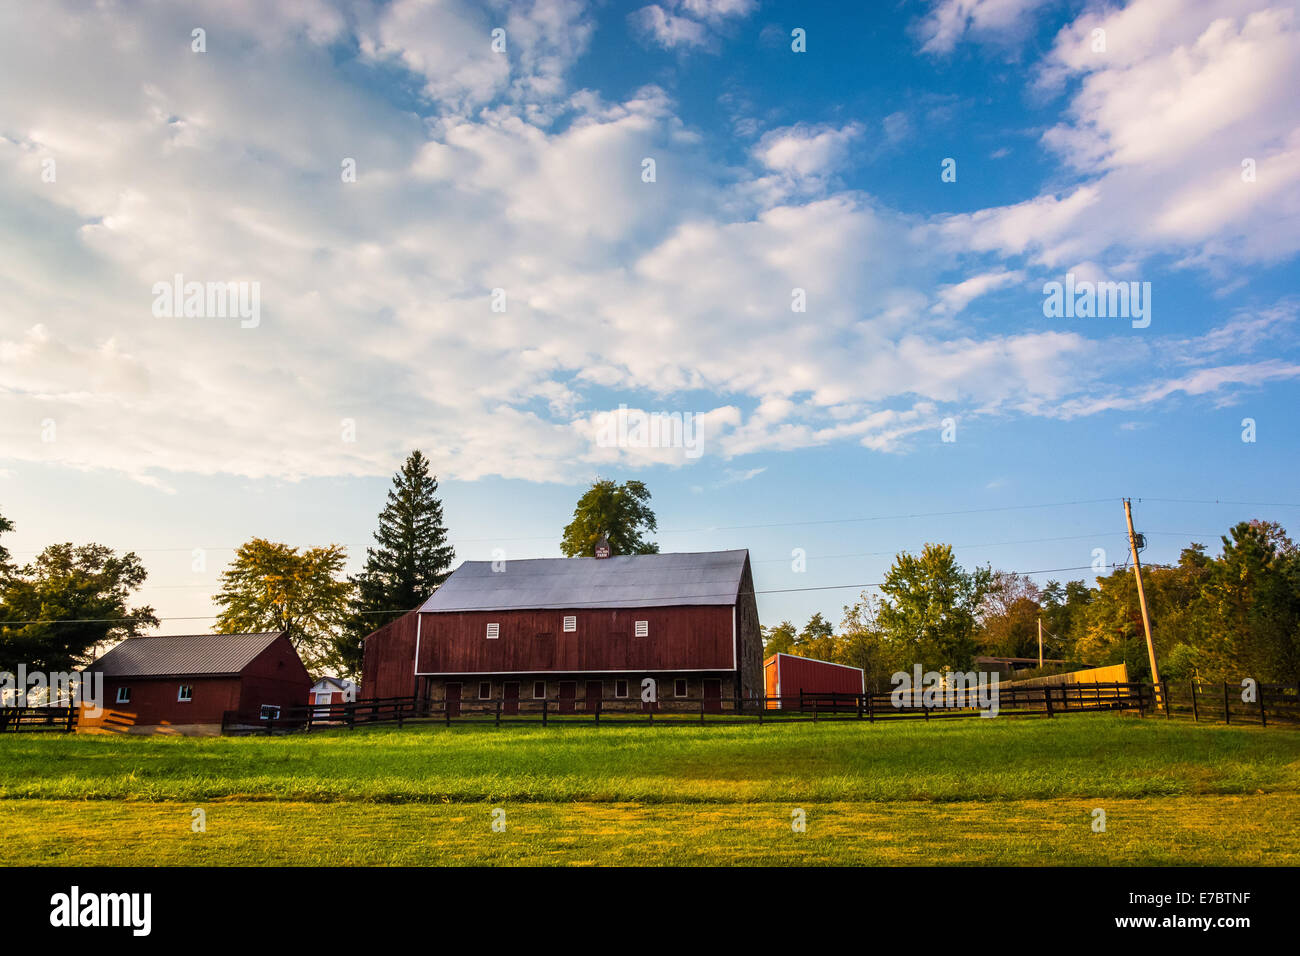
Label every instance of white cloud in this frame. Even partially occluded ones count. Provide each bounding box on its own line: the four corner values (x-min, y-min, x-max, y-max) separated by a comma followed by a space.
932, 269, 1026, 316
918, 0, 1055, 54
755, 123, 864, 178
361, 0, 594, 113
940, 0, 1300, 268
0, 0, 1295, 492
630, 0, 756, 51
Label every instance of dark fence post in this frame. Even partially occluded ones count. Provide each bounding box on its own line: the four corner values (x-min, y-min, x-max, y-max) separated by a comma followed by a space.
495, 699, 501, 727
1224, 682, 1230, 724
1190, 681, 1198, 722
758, 698, 764, 725
1044, 686, 1053, 718
1162, 680, 1170, 719
1257, 683, 1266, 728
541, 697, 548, 726
868, 693, 874, 724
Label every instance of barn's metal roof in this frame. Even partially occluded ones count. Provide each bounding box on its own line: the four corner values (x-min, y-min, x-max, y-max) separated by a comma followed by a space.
418, 550, 750, 612
85, 632, 285, 678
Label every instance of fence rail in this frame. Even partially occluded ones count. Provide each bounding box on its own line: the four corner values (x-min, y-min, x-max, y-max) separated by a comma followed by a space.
0, 706, 78, 733
1158, 680, 1299, 727
11, 680, 1294, 736
272, 681, 1171, 732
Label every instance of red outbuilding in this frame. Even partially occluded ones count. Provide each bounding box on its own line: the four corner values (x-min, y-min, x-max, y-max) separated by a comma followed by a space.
79, 631, 311, 735
764, 652, 865, 709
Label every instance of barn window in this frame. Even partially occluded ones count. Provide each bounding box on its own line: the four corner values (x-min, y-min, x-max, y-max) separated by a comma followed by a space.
115, 686, 131, 704
674, 679, 688, 698
177, 685, 193, 702
478, 681, 492, 700
260, 705, 280, 720
532, 681, 546, 699
486, 622, 499, 639
615, 680, 629, 699
562, 615, 576, 632
634, 620, 649, 637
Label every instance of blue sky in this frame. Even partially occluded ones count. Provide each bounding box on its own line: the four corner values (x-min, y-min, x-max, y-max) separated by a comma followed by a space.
1, 0, 1298, 635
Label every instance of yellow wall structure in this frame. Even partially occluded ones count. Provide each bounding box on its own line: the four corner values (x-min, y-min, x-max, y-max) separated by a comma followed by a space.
1000, 663, 1130, 688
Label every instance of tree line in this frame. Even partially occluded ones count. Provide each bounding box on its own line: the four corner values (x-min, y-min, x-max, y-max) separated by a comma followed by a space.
0, 451, 455, 678
0, 467, 657, 679
763, 522, 1300, 692
7, 469, 1293, 688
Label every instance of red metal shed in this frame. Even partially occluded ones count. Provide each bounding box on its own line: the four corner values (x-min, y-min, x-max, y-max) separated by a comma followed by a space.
764, 653, 865, 709
78, 631, 311, 735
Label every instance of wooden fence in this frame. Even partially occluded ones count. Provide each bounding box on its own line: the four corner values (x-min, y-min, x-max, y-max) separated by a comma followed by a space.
0, 706, 78, 733
1156, 680, 1299, 727
221, 695, 419, 735
270, 681, 1161, 732
13, 681, 1295, 735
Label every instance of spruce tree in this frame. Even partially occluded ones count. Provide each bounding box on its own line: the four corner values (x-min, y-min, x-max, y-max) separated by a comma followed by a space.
336, 451, 454, 676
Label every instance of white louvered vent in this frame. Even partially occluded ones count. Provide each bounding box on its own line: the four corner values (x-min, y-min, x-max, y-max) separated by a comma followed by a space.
634, 620, 649, 638
486, 622, 500, 639
563, 615, 577, 633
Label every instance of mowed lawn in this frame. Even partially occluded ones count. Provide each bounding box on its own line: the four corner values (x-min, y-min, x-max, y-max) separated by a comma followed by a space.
2, 714, 1298, 865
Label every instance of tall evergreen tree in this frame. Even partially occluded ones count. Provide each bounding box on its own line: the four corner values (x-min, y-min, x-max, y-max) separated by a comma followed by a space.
337, 451, 455, 676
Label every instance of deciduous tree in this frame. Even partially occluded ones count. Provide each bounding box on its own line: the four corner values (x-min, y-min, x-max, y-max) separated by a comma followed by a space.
561, 479, 658, 557
875, 544, 991, 673
0, 542, 157, 672
213, 539, 350, 672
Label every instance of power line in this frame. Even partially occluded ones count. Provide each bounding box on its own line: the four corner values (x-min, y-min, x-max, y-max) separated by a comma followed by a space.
653, 497, 1124, 533
0, 562, 1121, 625
7, 496, 1293, 559
1135, 496, 1300, 508
2, 495, 1128, 556
119, 529, 1219, 589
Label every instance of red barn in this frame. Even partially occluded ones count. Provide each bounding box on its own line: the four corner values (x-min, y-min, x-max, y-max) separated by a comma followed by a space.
764, 652, 865, 709
362, 549, 763, 713
79, 631, 311, 735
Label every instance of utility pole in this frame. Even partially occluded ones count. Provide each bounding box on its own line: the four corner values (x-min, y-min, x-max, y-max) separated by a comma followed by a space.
1123, 498, 1161, 701
1038, 617, 1043, 669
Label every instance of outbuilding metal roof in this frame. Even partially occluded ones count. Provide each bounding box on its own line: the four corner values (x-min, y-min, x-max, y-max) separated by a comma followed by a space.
86, 632, 285, 678
418, 550, 750, 612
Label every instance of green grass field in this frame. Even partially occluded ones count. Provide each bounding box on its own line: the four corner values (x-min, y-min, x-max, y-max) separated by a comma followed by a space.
3, 714, 1297, 865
